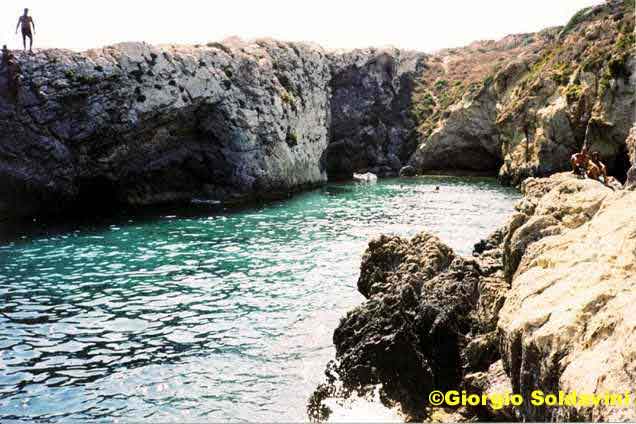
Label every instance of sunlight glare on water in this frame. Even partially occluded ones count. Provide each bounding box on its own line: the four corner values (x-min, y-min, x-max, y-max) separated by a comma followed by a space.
0, 176, 519, 421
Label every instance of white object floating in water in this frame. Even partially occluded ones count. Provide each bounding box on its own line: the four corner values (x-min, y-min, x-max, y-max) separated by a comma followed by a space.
191, 198, 222, 205
353, 172, 378, 183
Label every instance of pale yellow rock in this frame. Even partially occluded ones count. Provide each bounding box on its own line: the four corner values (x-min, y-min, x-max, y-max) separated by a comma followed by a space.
498, 177, 636, 421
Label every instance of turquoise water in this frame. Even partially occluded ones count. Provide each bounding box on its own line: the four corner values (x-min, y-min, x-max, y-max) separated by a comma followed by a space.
0, 177, 519, 421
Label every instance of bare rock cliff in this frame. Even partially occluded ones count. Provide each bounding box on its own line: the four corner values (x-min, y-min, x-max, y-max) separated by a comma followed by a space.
0, 39, 332, 217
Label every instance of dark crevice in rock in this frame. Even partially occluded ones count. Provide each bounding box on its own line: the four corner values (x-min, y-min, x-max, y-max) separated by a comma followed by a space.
325, 52, 425, 181
74, 175, 123, 214
612, 143, 632, 183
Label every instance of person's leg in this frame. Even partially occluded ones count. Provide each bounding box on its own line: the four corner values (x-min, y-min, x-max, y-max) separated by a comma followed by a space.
28, 34, 32, 52
22, 33, 26, 51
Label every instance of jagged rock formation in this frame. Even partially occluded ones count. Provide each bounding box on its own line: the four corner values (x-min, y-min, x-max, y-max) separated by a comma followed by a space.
330, 233, 479, 420
312, 170, 636, 422
309, 223, 512, 420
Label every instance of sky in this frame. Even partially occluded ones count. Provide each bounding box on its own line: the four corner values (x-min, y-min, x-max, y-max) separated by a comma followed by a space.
1, 0, 604, 52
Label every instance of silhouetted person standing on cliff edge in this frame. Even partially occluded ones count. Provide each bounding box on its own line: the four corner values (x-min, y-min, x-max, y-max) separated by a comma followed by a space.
15, 8, 35, 53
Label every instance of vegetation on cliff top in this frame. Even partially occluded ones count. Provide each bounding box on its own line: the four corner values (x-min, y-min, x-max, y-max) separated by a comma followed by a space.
409, 0, 634, 147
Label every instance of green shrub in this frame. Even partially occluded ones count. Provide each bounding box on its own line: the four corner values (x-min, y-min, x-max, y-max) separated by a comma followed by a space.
561, 6, 593, 37
564, 83, 583, 103
434, 79, 448, 90
281, 90, 294, 104
286, 131, 298, 146
551, 63, 571, 85
615, 32, 635, 52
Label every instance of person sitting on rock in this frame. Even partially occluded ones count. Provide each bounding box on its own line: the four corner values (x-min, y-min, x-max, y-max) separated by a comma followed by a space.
587, 151, 608, 183
571, 146, 589, 176
1, 45, 11, 66
1, 44, 20, 100
15, 8, 35, 53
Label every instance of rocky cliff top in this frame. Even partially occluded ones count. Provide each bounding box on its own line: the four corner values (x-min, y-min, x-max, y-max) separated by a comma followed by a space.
411, 0, 634, 183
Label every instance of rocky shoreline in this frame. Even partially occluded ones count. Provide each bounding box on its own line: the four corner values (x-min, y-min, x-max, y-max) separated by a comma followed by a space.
0, 1, 634, 420
309, 172, 636, 422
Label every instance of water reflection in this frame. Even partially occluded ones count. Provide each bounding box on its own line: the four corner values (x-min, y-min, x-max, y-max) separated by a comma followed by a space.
0, 176, 519, 421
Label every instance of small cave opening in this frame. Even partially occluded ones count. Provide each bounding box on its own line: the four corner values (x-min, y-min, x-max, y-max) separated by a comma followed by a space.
73, 176, 124, 216
611, 145, 632, 184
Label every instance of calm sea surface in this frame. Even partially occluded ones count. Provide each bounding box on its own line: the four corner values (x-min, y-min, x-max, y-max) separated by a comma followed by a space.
0, 176, 519, 421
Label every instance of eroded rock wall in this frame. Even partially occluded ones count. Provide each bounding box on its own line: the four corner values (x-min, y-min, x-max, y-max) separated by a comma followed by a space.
410, 0, 635, 184
0, 39, 332, 217
325, 48, 428, 178
1, 0, 633, 219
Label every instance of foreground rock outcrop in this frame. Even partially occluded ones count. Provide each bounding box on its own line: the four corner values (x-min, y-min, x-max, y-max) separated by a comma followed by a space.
329, 233, 480, 419
498, 176, 636, 421
309, 213, 512, 420
311, 172, 636, 422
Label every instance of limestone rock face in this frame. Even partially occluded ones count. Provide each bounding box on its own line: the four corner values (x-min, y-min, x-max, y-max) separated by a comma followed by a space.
498, 174, 636, 421
409, 84, 501, 172
0, 39, 332, 217
408, 0, 634, 185
326, 48, 427, 179
464, 360, 516, 421
497, 0, 635, 184
407, 32, 554, 176
2, 0, 633, 219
